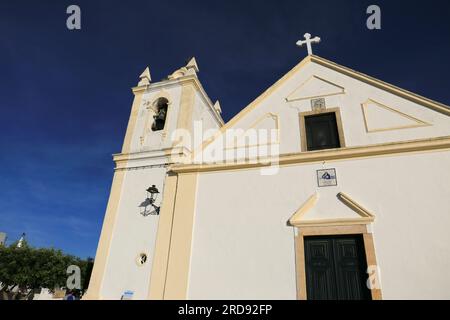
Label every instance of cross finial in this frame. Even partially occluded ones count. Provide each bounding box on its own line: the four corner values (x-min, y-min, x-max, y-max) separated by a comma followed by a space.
296, 33, 321, 55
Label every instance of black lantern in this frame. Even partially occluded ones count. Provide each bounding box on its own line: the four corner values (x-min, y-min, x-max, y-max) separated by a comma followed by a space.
146, 185, 160, 198
139, 185, 161, 216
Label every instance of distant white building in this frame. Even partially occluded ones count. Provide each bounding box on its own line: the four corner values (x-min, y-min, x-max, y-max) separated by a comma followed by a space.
85, 46, 450, 300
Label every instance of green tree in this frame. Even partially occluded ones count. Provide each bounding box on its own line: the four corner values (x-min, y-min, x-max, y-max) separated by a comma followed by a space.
0, 241, 93, 300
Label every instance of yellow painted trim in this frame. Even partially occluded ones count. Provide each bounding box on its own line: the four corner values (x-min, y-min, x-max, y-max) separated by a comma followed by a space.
294, 231, 306, 300
289, 193, 318, 225
186, 76, 224, 126
83, 169, 126, 300
289, 192, 375, 227
292, 217, 374, 227
219, 56, 311, 130
337, 192, 375, 219
295, 224, 381, 300
191, 56, 314, 159
148, 173, 179, 299
122, 88, 145, 153
140, 75, 224, 126
286, 75, 345, 102
173, 136, 450, 174
163, 173, 198, 299
176, 82, 196, 134
194, 54, 449, 162
361, 99, 430, 133
297, 224, 368, 237
310, 55, 450, 116
299, 107, 346, 152
147, 172, 199, 300
363, 233, 383, 300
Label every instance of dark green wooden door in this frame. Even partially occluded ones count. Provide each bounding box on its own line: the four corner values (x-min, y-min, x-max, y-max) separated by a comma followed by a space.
304, 234, 371, 300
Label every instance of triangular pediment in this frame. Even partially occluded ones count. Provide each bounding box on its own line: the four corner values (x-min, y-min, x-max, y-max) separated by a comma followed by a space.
194, 55, 450, 161
289, 192, 374, 227
286, 75, 345, 101
362, 99, 430, 132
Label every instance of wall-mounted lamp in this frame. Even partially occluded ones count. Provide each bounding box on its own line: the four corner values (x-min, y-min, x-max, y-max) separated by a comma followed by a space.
139, 185, 161, 216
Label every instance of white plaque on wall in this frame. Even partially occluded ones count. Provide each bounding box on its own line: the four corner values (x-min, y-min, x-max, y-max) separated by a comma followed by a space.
317, 168, 337, 187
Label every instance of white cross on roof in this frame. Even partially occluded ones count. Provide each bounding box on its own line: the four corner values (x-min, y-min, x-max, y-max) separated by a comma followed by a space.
296, 33, 321, 55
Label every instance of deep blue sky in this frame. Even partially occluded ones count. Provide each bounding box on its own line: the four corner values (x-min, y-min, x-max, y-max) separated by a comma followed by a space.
1, 0, 449, 258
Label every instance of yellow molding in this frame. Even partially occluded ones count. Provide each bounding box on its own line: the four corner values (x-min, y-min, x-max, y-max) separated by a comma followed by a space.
191, 56, 314, 160
132, 85, 147, 94
298, 224, 368, 237
361, 99, 430, 133
223, 56, 312, 130
363, 233, 383, 300
122, 90, 145, 154
289, 192, 375, 228
310, 55, 450, 116
176, 82, 196, 134
289, 193, 318, 225
286, 75, 345, 102
337, 192, 375, 219
172, 136, 450, 174
113, 146, 189, 162
193, 54, 449, 162
163, 172, 198, 299
295, 224, 381, 300
146, 75, 224, 126
83, 169, 126, 300
299, 107, 346, 152
292, 217, 374, 227
148, 173, 179, 299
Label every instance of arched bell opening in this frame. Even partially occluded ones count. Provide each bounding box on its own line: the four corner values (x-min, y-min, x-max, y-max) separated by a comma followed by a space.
151, 97, 169, 131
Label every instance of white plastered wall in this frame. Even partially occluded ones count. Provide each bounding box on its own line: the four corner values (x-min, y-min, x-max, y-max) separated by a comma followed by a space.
100, 164, 167, 300
129, 84, 183, 153
188, 150, 450, 299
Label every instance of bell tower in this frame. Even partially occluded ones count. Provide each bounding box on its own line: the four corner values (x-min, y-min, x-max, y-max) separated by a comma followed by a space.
84, 58, 223, 300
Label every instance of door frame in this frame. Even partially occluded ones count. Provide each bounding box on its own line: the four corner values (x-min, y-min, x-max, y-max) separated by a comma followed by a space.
294, 224, 382, 300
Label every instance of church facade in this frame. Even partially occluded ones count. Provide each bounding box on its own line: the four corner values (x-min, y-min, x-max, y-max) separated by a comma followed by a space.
84, 53, 450, 300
